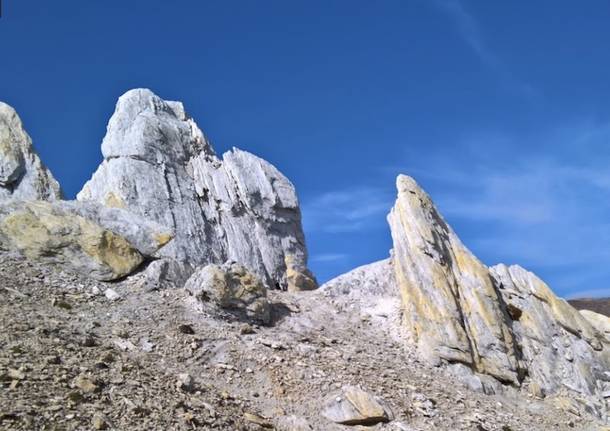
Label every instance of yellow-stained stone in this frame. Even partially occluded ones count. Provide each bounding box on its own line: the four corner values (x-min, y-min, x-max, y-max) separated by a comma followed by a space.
388, 175, 522, 384
0, 201, 143, 280
322, 386, 391, 425
579, 310, 610, 343
285, 254, 317, 292
154, 232, 173, 248
103, 191, 126, 209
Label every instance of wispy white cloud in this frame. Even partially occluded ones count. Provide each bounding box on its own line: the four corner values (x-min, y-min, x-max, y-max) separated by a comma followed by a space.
310, 253, 348, 263
565, 288, 610, 300
398, 121, 610, 297
302, 186, 394, 233
430, 0, 537, 99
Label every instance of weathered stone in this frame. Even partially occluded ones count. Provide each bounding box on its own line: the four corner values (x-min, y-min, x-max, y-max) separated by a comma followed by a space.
243, 412, 273, 428
0, 200, 172, 280
491, 264, 610, 403
142, 258, 192, 290
0, 102, 62, 201
185, 262, 271, 324
387, 175, 523, 384
579, 309, 610, 343
322, 385, 392, 426
74, 374, 99, 393
92, 414, 108, 430
77, 89, 315, 290
285, 254, 317, 292
379, 173, 609, 416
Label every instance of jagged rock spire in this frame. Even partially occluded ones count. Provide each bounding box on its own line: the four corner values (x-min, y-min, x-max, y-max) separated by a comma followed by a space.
387, 174, 523, 384
0, 102, 62, 201
386, 174, 609, 415
78, 89, 316, 290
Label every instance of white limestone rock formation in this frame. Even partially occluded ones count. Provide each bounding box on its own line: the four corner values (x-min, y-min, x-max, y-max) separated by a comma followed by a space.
321, 258, 397, 299
0, 102, 62, 201
491, 264, 610, 402
387, 174, 524, 384
78, 89, 315, 290
0, 200, 173, 281
320, 259, 404, 335
382, 174, 609, 415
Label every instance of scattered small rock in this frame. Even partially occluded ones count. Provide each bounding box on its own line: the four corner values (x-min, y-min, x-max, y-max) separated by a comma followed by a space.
104, 288, 120, 301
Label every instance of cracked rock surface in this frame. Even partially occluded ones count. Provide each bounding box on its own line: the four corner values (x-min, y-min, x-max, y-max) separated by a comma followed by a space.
78, 89, 315, 290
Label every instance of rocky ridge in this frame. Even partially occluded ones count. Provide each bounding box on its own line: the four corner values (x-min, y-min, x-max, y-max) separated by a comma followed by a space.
0, 90, 608, 429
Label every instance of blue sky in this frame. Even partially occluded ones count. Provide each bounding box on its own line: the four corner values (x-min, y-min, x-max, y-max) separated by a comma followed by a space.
1, 1, 609, 298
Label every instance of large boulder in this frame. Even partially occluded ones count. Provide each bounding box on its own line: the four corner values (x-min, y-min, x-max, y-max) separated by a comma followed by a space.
0, 102, 62, 201
321, 386, 393, 426
0, 200, 173, 281
78, 89, 315, 290
387, 175, 523, 384
184, 262, 271, 324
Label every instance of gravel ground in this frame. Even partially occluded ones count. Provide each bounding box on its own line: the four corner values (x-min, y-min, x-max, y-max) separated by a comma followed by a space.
0, 252, 606, 430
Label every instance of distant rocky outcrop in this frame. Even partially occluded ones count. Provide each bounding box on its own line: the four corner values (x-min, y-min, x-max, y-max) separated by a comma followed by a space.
0, 200, 172, 280
78, 89, 315, 291
569, 297, 610, 317
0, 102, 62, 201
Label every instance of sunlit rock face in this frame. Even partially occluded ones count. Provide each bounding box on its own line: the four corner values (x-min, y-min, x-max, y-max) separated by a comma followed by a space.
490, 264, 610, 402
0, 200, 172, 281
386, 174, 610, 413
0, 102, 62, 201
387, 174, 524, 384
78, 89, 315, 290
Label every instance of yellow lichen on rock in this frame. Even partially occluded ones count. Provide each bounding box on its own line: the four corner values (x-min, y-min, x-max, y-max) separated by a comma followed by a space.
285, 254, 317, 292
0, 201, 143, 280
388, 174, 522, 384
103, 191, 126, 209
154, 232, 173, 248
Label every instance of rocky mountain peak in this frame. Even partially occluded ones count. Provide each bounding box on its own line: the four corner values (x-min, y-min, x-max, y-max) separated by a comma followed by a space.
101, 88, 214, 164
0, 102, 62, 201
78, 89, 316, 291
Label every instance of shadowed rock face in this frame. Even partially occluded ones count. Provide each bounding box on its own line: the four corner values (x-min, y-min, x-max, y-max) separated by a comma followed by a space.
78, 89, 315, 290
0, 102, 62, 201
385, 174, 610, 415
387, 175, 523, 384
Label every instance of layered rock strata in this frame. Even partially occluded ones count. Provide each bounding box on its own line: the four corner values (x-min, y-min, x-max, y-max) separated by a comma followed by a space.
387, 175, 523, 384
78, 89, 315, 290
383, 174, 609, 414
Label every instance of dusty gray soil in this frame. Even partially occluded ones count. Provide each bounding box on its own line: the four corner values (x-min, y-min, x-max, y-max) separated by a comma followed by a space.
0, 252, 605, 430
